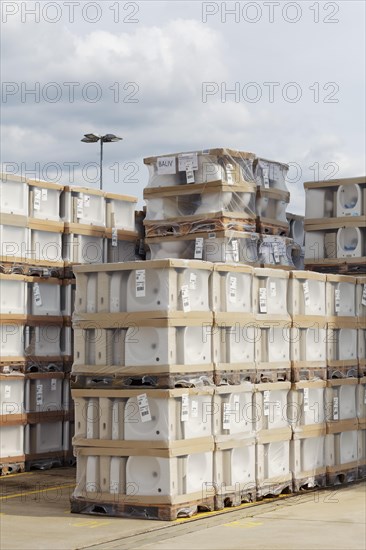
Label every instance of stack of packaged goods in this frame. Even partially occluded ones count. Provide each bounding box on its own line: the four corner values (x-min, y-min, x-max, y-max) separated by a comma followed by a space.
0, 172, 140, 474
288, 270, 328, 491
325, 274, 361, 484
304, 176, 366, 273
252, 267, 292, 497
254, 158, 295, 268
287, 212, 305, 270
143, 149, 259, 264
0, 174, 72, 472
70, 260, 217, 520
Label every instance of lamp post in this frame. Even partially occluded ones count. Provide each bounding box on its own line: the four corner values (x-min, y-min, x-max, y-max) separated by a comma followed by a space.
81, 133, 122, 190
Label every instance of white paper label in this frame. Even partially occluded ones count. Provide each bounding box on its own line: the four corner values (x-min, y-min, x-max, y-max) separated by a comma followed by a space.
263, 390, 270, 416
272, 242, 280, 264
51, 378, 57, 391
303, 388, 309, 412
335, 289, 341, 313
191, 400, 198, 418
229, 276, 237, 303
36, 384, 43, 405
259, 288, 267, 313
84, 195, 90, 208
33, 283, 42, 307
263, 168, 270, 188
194, 238, 204, 259
135, 270, 146, 297
270, 281, 277, 297
111, 227, 118, 247
303, 281, 310, 306
362, 284, 366, 306
4, 385, 11, 399
181, 394, 189, 422
333, 396, 339, 420
157, 156, 176, 175
137, 393, 151, 422
181, 285, 191, 312
232, 239, 239, 262
226, 164, 234, 184
34, 189, 41, 211
76, 197, 84, 218
189, 273, 197, 290
178, 153, 198, 172
186, 163, 195, 184
41, 188, 48, 201
223, 402, 231, 429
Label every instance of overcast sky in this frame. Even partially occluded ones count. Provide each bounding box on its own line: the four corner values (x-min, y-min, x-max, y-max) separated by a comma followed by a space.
1, 0, 365, 213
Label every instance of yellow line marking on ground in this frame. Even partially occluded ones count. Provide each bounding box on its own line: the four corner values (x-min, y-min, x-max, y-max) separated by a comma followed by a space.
223, 520, 263, 528
0, 483, 75, 500
174, 496, 281, 523
71, 519, 114, 529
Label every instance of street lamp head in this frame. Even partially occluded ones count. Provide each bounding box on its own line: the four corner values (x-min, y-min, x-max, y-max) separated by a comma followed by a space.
102, 134, 123, 142
81, 133, 100, 143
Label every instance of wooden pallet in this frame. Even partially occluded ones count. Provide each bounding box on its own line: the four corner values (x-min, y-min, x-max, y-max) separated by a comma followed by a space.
326, 467, 358, 486
292, 366, 327, 383
359, 363, 366, 378
305, 259, 366, 275
71, 371, 215, 390
256, 480, 293, 499
214, 369, 256, 386
70, 495, 215, 521
256, 219, 290, 237
255, 368, 291, 384
293, 473, 327, 492
0, 260, 64, 278
327, 365, 358, 380
0, 459, 25, 476
214, 487, 256, 509
0, 359, 65, 374
0, 361, 26, 374
144, 216, 256, 238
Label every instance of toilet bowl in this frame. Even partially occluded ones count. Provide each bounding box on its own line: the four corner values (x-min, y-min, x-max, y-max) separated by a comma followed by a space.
337, 227, 364, 258
336, 184, 363, 217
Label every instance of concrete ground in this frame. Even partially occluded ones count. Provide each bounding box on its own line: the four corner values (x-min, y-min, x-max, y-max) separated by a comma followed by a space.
0, 467, 365, 550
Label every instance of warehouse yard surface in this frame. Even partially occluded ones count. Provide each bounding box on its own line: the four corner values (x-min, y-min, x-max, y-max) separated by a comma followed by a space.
0, 468, 364, 550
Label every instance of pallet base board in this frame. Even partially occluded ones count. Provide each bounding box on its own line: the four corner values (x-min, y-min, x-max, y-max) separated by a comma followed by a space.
70, 495, 215, 521
214, 369, 256, 385
305, 259, 366, 275
71, 372, 214, 390
327, 467, 358, 486
256, 476, 293, 499
291, 366, 327, 383
0, 456, 26, 476
293, 472, 327, 492
144, 215, 256, 238
327, 365, 358, 380
256, 368, 291, 384
256, 219, 289, 237
214, 487, 256, 509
